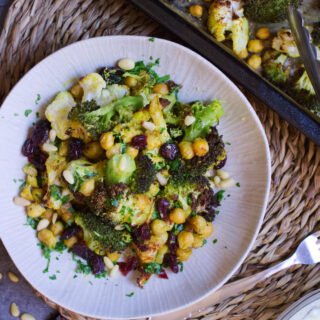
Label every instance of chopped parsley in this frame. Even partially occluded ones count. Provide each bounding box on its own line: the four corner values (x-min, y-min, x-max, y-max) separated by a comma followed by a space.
36, 112, 40, 118
25, 217, 39, 229
172, 224, 184, 235
225, 142, 231, 146
216, 190, 225, 202
37, 243, 52, 273
212, 238, 218, 244
24, 109, 32, 117
14, 113, 19, 117
126, 292, 135, 297
49, 274, 57, 280
178, 262, 184, 272
35, 94, 41, 104
144, 263, 162, 274
152, 208, 160, 220
50, 185, 69, 204
148, 37, 155, 42
202, 239, 207, 246
236, 182, 241, 187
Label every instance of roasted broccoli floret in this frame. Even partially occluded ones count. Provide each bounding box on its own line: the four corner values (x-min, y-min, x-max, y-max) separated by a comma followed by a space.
75, 211, 131, 254
68, 95, 144, 139
272, 29, 300, 58
289, 70, 320, 114
184, 100, 224, 141
262, 52, 289, 85
171, 128, 226, 177
131, 154, 157, 194
244, 0, 300, 23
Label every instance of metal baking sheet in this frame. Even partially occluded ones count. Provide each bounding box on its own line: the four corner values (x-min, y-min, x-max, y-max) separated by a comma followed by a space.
130, 0, 320, 144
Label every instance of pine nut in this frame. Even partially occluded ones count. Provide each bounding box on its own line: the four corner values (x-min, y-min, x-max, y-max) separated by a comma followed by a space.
156, 172, 168, 186
42, 143, 58, 153
110, 265, 119, 277
219, 178, 236, 189
142, 121, 156, 131
114, 225, 125, 231
8, 272, 19, 283
36, 219, 50, 231
213, 176, 221, 185
63, 170, 75, 185
13, 196, 31, 207
118, 58, 135, 71
103, 257, 114, 270
217, 170, 230, 180
10, 302, 20, 317
49, 129, 57, 142
184, 115, 196, 126
52, 213, 58, 224
20, 314, 36, 320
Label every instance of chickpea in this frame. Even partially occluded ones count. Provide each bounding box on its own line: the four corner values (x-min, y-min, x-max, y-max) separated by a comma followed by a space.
153, 232, 169, 246
106, 143, 121, 159
26, 175, 38, 188
192, 138, 209, 157
59, 207, 74, 224
64, 236, 78, 248
237, 49, 249, 59
59, 141, 69, 156
153, 83, 169, 95
256, 27, 270, 40
189, 215, 207, 234
169, 208, 186, 224
83, 141, 104, 160
38, 229, 57, 249
79, 178, 95, 197
177, 248, 192, 262
124, 76, 138, 88
248, 39, 264, 53
20, 185, 33, 201
151, 219, 168, 235
126, 146, 139, 159
41, 209, 54, 221
179, 141, 194, 160
100, 132, 115, 150
178, 231, 194, 249
50, 221, 64, 236
155, 245, 169, 264
107, 252, 121, 262
31, 188, 44, 203
192, 234, 205, 248
199, 222, 214, 238
27, 204, 46, 218
247, 54, 262, 70
189, 5, 203, 18
70, 84, 84, 100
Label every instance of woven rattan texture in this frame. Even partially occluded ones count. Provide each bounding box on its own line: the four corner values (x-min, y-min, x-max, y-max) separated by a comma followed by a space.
1, 0, 319, 319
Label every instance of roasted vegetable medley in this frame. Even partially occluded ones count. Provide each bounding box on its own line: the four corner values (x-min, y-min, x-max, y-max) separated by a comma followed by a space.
172, 0, 320, 115
15, 58, 235, 287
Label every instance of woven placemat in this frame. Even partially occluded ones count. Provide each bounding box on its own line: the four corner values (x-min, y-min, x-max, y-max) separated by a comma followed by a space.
1, 0, 320, 319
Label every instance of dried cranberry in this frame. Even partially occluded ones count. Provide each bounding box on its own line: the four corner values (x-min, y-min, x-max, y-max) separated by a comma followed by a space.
31, 120, 50, 146
158, 269, 169, 279
61, 225, 82, 240
160, 143, 178, 161
133, 223, 151, 241
68, 138, 83, 161
214, 156, 227, 170
118, 256, 139, 276
167, 233, 178, 252
163, 253, 179, 273
159, 98, 170, 108
156, 198, 170, 219
28, 148, 48, 171
89, 255, 105, 275
22, 138, 34, 157
131, 135, 147, 151
72, 242, 94, 261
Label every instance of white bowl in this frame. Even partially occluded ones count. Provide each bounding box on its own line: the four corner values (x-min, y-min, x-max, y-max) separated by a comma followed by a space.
278, 290, 320, 320
0, 36, 271, 319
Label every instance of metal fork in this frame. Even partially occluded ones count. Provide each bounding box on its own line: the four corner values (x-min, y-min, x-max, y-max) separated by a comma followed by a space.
152, 231, 320, 320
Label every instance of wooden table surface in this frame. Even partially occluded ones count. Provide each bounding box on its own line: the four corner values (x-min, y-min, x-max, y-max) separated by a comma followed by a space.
0, 1, 58, 319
